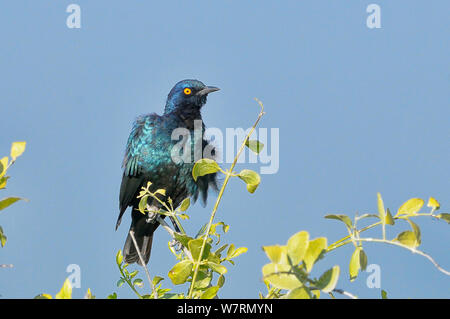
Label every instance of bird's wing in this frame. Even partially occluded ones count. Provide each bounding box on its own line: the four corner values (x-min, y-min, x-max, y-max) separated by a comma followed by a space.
116, 114, 161, 229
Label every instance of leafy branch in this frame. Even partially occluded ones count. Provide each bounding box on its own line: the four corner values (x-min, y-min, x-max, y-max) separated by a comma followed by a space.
325, 194, 450, 278
261, 193, 449, 299
0, 142, 27, 250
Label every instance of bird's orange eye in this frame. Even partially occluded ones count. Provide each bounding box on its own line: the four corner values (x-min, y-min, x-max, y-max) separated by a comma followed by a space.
183, 88, 192, 95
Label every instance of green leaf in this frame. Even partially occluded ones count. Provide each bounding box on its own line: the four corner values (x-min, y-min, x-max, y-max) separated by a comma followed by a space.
316, 266, 340, 293
262, 263, 303, 290
217, 274, 225, 288
154, 188, 166, 197
349, 248, 360, 282
188, 238, 211, 261
381, 290, 388, 299
286, 231, 309, 265
180, 198, 190, 212
214, 244, 228, 257
360, 249, 368, 271
395, 231, 419, 248
34, 293, 53, 299
311, 289, 321, 299
0, 226, 7, 247
226, 243, 235, 258
153, 276, 164, 286
84, 288, 95, 299
245, 139, 264, 154
207, 261, 228, 275
195, 223, 208, 238
0, 157, 8, 177
436, 213, 450, 224
396, 198, 424, 217
0, 157, 8, 178
200, 286, 219, 299
407, 219, 421, 246
209, 221, 229, 244
168, 260, 193, 285
0, 176, 10, 189
160, 293, 184, 299
0, 197, 23, 211
10, 142, 26, 161
304, 237, 327, 273
173, 233, 193, 248
237, 169, 261, 194
377, 192, 385, 218
55, 278, 72, 299
356, 213, 379, 221
229, 247, 248, 259
377, 193, 394, 225
116, 278, 125, 287
138, 195, 149, 214
192, 158, 220, 181
324, 214, 353, 229
207, 251, 221, 264
427, 197, 440, 211
107, 292, 117, 299
262, 245, 287, 264
133, 278, 144, 288
193, 271, 212, 289
0, 236, 6, 247
286, 286, 311, 299
116, 250, 123, 265
349, 247, 367, 281
385, 208, 395, 225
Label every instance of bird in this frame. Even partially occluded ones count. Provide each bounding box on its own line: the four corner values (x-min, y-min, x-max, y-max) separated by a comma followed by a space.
116, 79, 220, 266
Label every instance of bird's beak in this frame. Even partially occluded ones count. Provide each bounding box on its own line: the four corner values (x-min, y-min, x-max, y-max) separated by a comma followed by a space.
196, 86, 220, 96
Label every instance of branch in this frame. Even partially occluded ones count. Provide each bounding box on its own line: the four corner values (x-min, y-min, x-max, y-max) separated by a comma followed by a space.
332, 288, 357, 299
128, 230, 157, 299
358, 237, 450, 276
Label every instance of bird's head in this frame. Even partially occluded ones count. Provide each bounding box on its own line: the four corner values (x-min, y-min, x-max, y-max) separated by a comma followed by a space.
164, 79, 220, 114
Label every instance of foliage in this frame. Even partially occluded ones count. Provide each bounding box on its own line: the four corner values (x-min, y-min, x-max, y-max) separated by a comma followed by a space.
35, 278, 94, 299
261, 193, 450, 299
0, 142, 27, 248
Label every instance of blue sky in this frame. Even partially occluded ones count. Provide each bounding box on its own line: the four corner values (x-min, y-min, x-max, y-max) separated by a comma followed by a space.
0, 1, 449, 298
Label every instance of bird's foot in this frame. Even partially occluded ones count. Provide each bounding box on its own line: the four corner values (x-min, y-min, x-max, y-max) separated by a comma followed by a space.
146, 211, 158, 224
169, 239, 183, 252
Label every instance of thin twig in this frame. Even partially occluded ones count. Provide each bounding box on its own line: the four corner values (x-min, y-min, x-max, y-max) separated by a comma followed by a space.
128, 230, 157, 299
327, 221, 381, 252
357, 237, 450, 276
332, 288, 357, 299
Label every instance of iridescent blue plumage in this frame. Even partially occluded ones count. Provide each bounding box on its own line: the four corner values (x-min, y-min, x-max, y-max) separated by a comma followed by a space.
117, 79, 220, 265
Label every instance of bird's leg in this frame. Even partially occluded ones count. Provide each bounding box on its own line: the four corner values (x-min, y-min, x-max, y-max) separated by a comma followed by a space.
169, 216, 181, 233
169, 239, 183, 252
169, 216, 183, 252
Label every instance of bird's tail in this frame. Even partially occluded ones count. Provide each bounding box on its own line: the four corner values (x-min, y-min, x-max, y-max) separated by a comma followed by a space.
123, 231, 153, 266
123, 211, 157, 266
